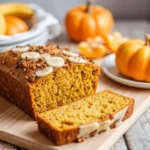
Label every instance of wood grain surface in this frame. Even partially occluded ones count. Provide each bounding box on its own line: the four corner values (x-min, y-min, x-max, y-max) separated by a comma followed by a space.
0, 63, 150, 150
0, 20, 150, 150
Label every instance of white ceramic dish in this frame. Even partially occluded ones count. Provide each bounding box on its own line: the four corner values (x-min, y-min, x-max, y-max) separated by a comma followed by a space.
0, 29, 49, 50
0, 3, 61, 46
102, 54, 150, 89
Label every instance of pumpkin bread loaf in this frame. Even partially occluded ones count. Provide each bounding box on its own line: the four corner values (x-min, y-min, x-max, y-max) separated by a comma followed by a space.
0, 45, 100, 118
37, 90, 134, 145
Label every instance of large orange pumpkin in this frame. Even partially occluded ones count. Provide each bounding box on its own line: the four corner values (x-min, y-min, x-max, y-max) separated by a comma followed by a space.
116, 35, 150, 82
5, 16, 29, 35
65, 1, 114, 42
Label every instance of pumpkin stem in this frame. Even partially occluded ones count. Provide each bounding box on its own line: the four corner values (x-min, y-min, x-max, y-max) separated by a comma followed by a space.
145, 34, 150, 46
85, 0, 92, 13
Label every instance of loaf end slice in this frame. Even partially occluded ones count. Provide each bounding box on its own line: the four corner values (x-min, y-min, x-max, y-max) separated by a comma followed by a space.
37, 90, 134, 145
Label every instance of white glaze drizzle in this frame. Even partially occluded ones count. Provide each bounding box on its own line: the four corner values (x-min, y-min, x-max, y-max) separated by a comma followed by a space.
78, 106, 128, 138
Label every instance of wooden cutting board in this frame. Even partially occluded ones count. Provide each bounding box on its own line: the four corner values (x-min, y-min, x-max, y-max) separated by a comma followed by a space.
0, 70, 150, 150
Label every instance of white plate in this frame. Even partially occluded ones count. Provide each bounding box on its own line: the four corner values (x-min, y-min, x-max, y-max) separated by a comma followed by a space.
0, 29, 49, 50
0, 3, 61, 45
101, 54, 150, 89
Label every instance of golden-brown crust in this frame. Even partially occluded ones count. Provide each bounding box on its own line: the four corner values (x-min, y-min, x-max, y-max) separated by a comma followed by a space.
0, 45, 94, 83
104, 90, 135, 102
0, 45, 99, 85
123, 99, 134, 121
0, 69, 36, 118
37, 117, 79, 145
37, 95, 134, 145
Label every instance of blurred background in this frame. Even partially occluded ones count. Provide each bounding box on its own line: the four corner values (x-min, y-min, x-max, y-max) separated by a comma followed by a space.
0, 0, 150, 50
0, 0, 150, 21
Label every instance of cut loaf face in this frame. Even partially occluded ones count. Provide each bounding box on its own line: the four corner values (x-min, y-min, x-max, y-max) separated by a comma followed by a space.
0, 45, 100, 118
37, 90, 134, 145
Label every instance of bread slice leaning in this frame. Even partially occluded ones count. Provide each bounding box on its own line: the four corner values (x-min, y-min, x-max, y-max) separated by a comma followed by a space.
37, 90, 134, 145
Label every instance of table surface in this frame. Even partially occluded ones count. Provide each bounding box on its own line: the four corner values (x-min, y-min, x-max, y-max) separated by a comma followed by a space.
0, 20, 150, 150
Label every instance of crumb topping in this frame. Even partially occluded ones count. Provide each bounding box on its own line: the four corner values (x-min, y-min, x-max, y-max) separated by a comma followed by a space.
0, 45, 89, 82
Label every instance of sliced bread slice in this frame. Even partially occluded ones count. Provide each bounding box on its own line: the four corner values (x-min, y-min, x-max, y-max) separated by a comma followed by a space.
37, 90, 134, 145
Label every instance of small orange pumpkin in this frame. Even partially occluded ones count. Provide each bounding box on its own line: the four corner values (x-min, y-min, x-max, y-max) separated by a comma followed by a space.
5, 16, 29, 35
65, 1, 114, 42
116, 35, 150, 82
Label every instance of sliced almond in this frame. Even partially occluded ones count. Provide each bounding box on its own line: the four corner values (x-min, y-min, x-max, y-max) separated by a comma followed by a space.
46, 56, 65, 68
35, 67, 53, 77
40, 53, 51, 61
68, 57, 87, 63
21, 52, 40, 60
62, 50, 79, 57
12, 46, 29, 52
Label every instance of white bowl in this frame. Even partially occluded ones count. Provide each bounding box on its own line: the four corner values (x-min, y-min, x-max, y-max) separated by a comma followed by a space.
0, 3, 61, 46
0, 29, 49, 50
